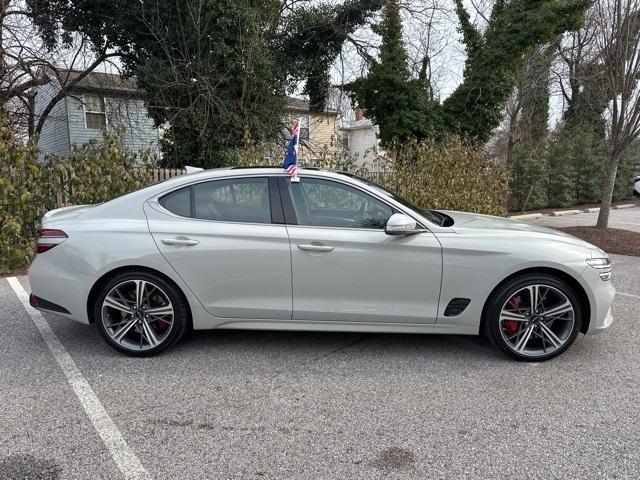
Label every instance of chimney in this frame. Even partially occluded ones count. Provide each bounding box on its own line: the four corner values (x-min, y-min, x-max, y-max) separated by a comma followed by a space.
354, 106, 364, 121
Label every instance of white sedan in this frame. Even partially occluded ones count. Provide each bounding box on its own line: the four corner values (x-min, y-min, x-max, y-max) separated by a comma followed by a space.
28, 168, 615, 360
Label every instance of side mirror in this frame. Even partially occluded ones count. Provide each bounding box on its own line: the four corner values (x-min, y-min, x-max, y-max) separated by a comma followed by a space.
385, 213, 418, 235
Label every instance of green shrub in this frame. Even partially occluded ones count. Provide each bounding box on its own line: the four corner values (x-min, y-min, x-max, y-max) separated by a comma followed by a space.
509, 146, 548, 211
47, 135, 156, 205
0, 126, 156, 274
546, 129, 576, 208
380, 138, 509, 216
571, 127, 606, 204
0, 123, 46, 273
233, 139, 357, 171
236, 137, 508, 216
613, 145, 638, 202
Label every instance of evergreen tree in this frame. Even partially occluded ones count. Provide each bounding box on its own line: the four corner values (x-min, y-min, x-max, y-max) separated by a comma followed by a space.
509, 146, 549, 211
27, 0, 383, 167
349, 0, 589, 146
347, 0, 442, 147
545, 128, 576, 207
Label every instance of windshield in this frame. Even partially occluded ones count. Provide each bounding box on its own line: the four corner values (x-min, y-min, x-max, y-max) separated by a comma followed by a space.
343, 173, 450, 226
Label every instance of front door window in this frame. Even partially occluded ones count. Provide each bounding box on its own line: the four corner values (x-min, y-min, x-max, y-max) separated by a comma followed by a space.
287, 177, 393, 229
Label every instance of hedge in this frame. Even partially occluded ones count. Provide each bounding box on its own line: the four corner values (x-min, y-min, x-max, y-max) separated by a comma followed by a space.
0, 125, 154, 273
236, 137, 509, 217
509, 125, 637, 211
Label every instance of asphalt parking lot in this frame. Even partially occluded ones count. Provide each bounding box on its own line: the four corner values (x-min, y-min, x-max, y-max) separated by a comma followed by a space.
1, 254, 639, 480
528, 204, 640, 232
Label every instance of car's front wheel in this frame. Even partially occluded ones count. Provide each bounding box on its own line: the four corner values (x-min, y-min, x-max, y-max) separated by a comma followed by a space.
484, 273, 583, 361
94, 271, 189, 356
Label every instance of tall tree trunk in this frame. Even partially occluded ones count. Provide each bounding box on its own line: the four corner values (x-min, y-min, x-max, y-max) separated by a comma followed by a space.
27, 94, 35, 138
596, 149, 623, 228
0, 0, 7, 117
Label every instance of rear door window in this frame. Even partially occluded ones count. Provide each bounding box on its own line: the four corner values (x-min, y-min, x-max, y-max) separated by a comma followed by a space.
158, 186, 191, 217
192, 177, 271, 223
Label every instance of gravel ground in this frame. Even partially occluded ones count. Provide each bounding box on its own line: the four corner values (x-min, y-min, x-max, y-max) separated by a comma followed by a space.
1, 255, 639, 480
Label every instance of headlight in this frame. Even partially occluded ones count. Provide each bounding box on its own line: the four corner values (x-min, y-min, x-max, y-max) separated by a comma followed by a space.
586, 257, 611, 280
599, 271, 611, 281
586, 258, 610, 269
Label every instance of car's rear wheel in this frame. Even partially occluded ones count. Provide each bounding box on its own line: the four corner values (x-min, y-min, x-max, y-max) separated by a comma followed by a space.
484, 273, 582, 361
94, 271, 188, 356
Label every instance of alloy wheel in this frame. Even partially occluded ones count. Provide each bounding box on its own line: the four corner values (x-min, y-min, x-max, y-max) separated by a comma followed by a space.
499, 284, 575, 358
101, 279, 174, 352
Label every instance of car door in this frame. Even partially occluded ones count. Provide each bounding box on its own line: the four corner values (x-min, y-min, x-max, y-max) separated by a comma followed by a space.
145, 175, 292, 320
278, 175, 442, 324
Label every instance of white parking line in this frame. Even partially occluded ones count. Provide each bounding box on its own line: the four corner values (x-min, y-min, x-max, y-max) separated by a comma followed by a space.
618, 291, 640, 300
7, 277, 151, 480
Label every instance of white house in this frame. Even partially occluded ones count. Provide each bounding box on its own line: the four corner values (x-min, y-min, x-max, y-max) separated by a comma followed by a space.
340, 107, 387, 171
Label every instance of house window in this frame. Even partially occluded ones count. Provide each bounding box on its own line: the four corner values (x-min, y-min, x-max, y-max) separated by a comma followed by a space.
341, 131, 349, 149
84, 94, 106, 130
299, 115, 310, 141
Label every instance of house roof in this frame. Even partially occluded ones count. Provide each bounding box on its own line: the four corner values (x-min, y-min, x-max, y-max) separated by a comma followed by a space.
56, 69, 141, 95
53, 71, 338, 114
341, 118, 374, 130
285, 96, 338, 115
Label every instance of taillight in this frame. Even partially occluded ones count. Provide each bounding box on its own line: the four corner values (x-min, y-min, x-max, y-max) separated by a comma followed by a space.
36, 228, 68, 253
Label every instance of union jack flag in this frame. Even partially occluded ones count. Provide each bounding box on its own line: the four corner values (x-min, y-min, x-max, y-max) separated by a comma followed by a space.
283, 118, 300, 182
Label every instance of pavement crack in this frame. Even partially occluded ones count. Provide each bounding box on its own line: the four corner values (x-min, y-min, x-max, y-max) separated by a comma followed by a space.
310, 334, 372, 363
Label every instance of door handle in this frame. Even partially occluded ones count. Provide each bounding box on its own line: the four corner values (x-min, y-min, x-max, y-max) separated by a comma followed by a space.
297, 244, 334, 252
161, 236, 199, 246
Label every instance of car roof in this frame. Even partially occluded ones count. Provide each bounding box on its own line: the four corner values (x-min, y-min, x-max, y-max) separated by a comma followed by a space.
155, 166, 353, 188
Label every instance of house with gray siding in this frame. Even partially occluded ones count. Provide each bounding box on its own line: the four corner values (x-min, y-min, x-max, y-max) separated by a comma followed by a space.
34, 70, 160, 158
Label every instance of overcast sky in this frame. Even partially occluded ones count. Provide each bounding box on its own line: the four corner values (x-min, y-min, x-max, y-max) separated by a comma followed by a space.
83, 0, 568, 126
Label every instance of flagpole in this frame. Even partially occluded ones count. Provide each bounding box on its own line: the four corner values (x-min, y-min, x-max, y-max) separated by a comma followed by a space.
290, 117, 302, 182
296, 116, 302, 157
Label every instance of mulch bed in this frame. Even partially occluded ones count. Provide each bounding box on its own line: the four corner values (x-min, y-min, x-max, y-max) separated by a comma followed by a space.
558, 227, 640, 256
0, 266, 28, 278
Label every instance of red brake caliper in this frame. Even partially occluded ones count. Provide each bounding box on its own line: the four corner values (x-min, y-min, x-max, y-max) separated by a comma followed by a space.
503, 296, 522, 334
156, 319, 169, 332
153, 296, 170, 332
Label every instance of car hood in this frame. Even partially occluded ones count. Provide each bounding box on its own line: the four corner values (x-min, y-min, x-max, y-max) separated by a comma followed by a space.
442, 210, 601, 253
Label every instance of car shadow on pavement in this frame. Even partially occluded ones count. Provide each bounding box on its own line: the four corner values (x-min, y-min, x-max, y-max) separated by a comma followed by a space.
42, 311, 505, 366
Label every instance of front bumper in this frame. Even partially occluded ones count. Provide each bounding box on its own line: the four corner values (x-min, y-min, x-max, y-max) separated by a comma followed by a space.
581, 264, 615, 335
587, 305, 614, 335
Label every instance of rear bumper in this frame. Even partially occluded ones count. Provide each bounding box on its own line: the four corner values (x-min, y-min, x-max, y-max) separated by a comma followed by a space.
28, 249, 95, 325
29, 293, 71, 315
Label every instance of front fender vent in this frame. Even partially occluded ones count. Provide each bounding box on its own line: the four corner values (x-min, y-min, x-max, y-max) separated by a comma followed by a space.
444, 298, 471, 317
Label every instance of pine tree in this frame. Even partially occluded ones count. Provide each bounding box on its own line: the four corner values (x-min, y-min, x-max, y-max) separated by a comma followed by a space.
349, 0, 590, 146
347, 0, 442, 147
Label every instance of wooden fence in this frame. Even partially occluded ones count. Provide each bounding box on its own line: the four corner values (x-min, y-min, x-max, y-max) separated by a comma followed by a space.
147, 168, 185, 182
139, 167, 392, 186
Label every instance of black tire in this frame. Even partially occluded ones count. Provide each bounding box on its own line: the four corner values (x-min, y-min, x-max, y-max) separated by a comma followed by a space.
94, 271, 189, 357
483, 273, 583, 361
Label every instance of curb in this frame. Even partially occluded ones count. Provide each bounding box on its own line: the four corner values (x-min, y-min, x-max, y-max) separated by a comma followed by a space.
508, 203, 637, 220
509, 213, 544, 220
550, 209, 582, 217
